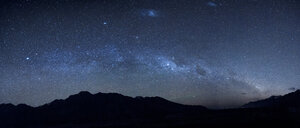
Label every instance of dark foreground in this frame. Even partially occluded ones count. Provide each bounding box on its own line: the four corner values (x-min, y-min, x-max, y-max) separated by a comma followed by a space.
1, 90, 300, 128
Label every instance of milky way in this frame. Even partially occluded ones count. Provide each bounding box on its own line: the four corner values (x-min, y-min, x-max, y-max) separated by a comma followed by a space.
0, 0, 299, 108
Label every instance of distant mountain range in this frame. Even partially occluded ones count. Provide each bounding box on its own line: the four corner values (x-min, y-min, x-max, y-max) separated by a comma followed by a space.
242, 90, 300, 110
1, 90, 300, 128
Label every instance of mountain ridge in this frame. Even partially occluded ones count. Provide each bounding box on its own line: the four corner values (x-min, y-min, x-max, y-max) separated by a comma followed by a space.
2, 90, 300, 128
0, 91, 207, 127
242, 89, 300, 109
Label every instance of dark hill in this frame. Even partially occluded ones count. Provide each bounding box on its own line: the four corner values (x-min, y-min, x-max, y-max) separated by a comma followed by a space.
0, 91, 206, 127
242, 90, 300, 110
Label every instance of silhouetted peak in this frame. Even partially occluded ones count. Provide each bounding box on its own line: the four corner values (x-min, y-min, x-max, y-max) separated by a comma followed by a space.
16, 104, 32, 108
64, 91, 94, 103
285, 89, 300, 98
293, 89, 300, 94
78, 91, 92, 96
67, 91, 92, 98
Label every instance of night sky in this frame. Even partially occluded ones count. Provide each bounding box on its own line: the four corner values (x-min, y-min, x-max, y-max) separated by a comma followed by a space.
0, 0, 299, 108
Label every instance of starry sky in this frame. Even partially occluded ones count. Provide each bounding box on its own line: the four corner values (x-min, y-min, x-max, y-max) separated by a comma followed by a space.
0, 0, 299, 108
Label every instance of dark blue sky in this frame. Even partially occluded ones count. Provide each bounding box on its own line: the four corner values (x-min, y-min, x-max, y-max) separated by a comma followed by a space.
0, 0, 299, 108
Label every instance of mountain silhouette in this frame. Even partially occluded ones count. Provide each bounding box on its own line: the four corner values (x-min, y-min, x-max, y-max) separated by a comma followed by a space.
242, 89, 300, 110
0, 91, 206, 127
1, 90, 300, 128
